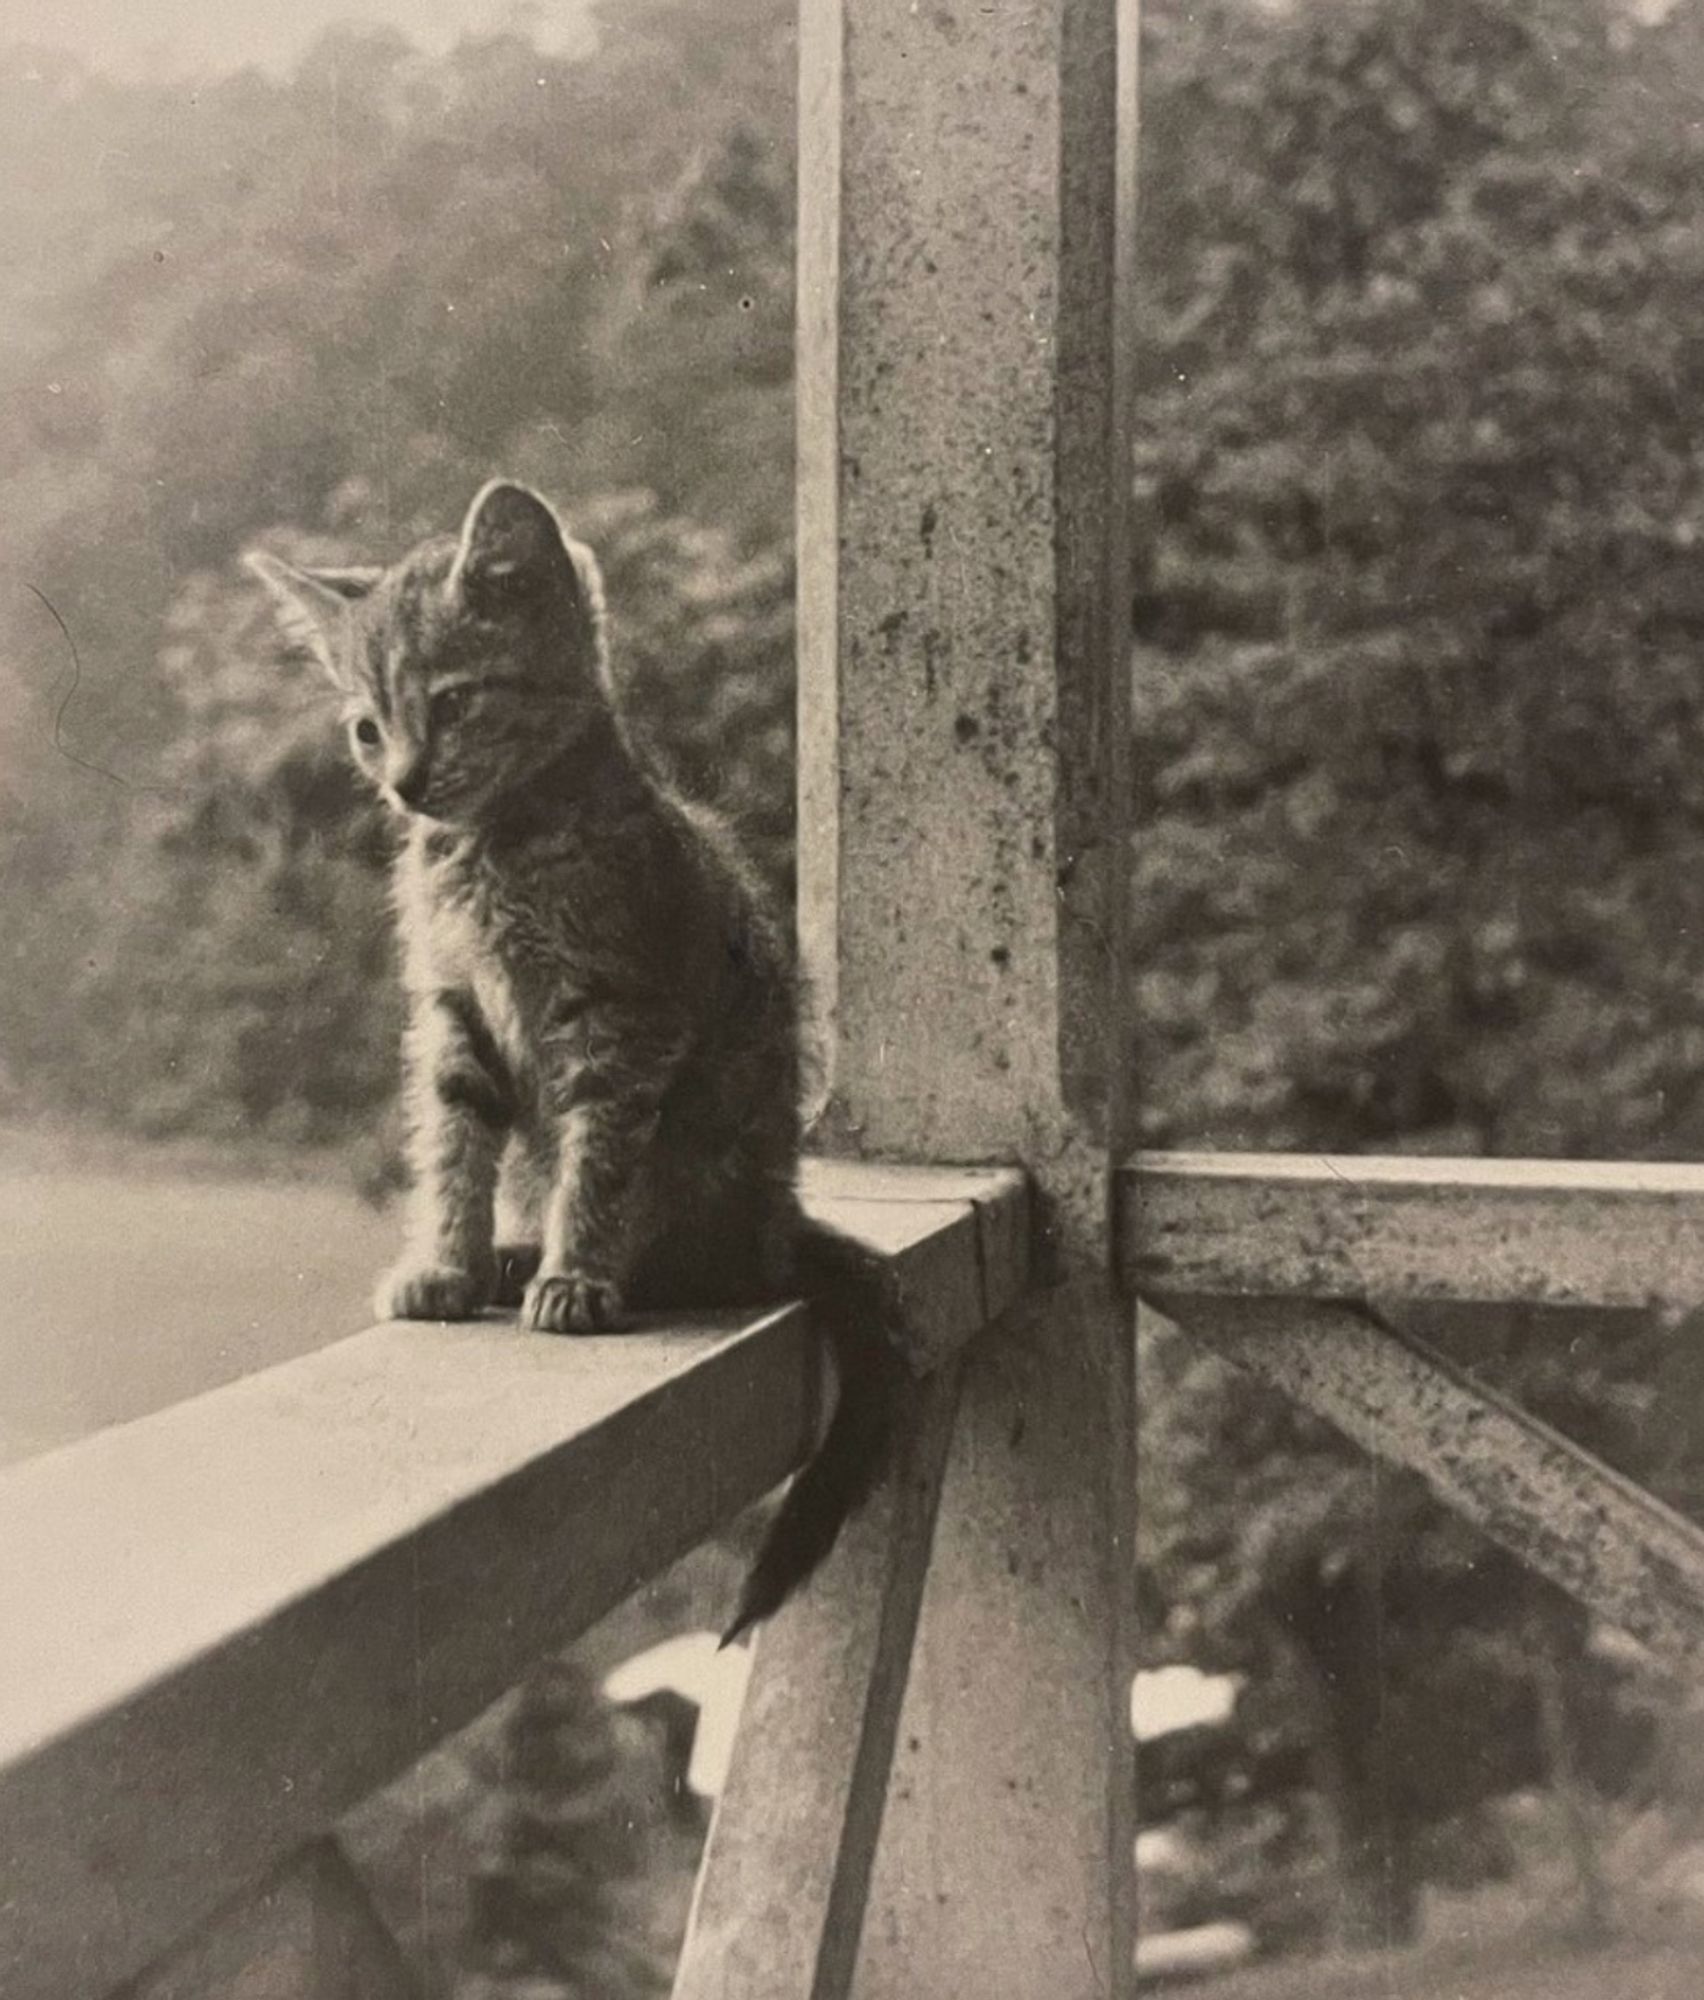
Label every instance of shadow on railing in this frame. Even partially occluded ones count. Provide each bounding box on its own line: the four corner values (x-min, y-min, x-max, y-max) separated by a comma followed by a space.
10, 1149, 1704, 1998
0, 1160, 1028, 2000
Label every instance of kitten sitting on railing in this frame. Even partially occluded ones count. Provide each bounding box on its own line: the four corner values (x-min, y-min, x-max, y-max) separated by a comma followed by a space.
249, 480, 901, 1636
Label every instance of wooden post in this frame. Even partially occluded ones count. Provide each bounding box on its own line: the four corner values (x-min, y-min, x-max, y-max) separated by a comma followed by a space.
673, 1169, 1030, 2000
797, 0, 1139, 1992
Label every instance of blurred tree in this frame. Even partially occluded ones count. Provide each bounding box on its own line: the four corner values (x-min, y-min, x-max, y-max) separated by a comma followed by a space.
6, 0, 1704, 1953
1132, 0, 1704, 1942
460, 1660, 669, 2000
0, 0, 798, 1134
1133, 0, 1704, 1161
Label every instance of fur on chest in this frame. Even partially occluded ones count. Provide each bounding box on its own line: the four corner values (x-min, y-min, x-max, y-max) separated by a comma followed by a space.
394, 837, 594, 1056
398, 814, 632, 956
394, 817, 720, 1055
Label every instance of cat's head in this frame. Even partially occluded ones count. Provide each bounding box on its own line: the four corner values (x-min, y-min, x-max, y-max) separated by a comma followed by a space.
246, 480, 610, 823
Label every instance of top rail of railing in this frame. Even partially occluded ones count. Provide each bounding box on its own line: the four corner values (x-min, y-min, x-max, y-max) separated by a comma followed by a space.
1123, 1150, 1704, 1310
0, 1159, 1028, 2000
1124, 1150, 1704, 1677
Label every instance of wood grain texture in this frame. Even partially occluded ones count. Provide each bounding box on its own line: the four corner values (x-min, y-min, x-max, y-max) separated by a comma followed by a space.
1126, 1150, 1704, 1309
672, 1369, 962, 2000
674, 1170, 1031, 2000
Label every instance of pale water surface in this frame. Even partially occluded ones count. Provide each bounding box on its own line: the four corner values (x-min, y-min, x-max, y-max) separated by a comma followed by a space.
0, 1158, 394, 1467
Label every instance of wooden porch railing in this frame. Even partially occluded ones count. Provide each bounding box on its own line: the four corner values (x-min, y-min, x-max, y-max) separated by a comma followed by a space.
10, 1152, 1704, 1996
4, 0, 1143, 1988
1129, 1154, 1704, 1674
0, 1163, 1029, 1999
7, 1, 1703, 1997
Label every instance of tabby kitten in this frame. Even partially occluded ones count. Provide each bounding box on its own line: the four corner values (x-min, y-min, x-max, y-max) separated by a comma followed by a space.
248, 479, 897, 1634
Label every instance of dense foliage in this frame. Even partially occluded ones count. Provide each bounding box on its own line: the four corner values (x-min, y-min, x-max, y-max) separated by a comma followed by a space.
1130, 0, 1704, 1939
7, 0, 1704, 1952
9, 0, 1704, 1162
0, 0, 795, 1137
1132, 0, 1704, 1163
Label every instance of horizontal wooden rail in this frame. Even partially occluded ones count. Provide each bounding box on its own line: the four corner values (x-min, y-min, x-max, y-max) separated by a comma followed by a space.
1125, 1151, 1704, 1674
1124, 1151, 1704, 1310
0, 1161, 1028, 2000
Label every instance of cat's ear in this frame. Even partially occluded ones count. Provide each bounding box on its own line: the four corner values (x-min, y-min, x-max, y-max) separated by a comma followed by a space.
245, 551, 379, 684
561, 534, 609, 664
451, 480, 571, 601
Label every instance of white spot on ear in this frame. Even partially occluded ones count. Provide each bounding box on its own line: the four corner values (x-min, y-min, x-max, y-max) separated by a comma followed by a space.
451, 479, 571, 598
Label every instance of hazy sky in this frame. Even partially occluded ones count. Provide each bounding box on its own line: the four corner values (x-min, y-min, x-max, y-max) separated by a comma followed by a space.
3, 0, 595, 77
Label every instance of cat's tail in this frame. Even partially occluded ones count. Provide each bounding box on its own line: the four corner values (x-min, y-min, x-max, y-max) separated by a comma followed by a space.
722, 1214, 906, 1644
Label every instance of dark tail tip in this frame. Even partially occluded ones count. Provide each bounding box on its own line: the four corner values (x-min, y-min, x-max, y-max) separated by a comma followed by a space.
723, 1219, 902, 1637
719, 1599, 763, 1650
720, 1429, 881, 1644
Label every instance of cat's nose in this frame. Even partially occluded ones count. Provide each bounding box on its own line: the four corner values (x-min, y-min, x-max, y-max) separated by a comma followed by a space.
388, 758, 432, 810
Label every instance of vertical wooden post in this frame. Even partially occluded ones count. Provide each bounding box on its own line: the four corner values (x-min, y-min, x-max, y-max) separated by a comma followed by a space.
798, 0, 1139, 1993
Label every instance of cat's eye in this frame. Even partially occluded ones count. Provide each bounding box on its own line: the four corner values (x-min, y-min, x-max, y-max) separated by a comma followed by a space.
430, 685, 475, 728
353, 716, 381, 748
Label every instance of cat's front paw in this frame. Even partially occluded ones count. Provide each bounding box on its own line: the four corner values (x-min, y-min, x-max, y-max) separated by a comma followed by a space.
376, 1262, 490, 1322
523, 1269, 624, 1335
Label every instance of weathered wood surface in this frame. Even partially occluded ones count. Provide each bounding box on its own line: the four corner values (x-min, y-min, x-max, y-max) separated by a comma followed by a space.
675, 1167, 1030, 1999
799, 1159, 1032, 1367
671, 1369, 962, 2000
798, 0, 1138, 1156
789, 0, 1140, 1990
1125, 1151, 1704, 1310
0, 1309, 812, 2000
0, 1164, 1020, 2000
1164, 1297, 1704, 1673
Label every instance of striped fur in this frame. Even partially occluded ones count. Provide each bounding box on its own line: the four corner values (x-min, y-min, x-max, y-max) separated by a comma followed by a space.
248, 480, 897, 1627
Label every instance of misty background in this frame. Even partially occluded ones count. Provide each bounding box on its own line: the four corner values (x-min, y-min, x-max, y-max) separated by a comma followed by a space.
5, 0, 594, 78
8, 0, 1704, 1994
